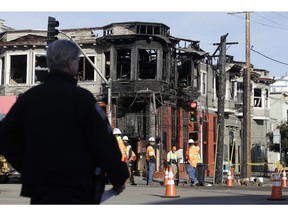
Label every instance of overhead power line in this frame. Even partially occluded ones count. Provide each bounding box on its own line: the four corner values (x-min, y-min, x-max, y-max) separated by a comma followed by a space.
272, 12, 288, 20
228, 12, 288, 30
254, 12, 288, 29
250, 46, 288, 66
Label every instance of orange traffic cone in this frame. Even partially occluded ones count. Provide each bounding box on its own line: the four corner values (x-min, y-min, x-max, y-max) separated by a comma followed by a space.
281, 170, 287, 188
226, 168, 233, 187
268, 168, 286, 201
163, 168, 168, 186
161, 167, 180, 198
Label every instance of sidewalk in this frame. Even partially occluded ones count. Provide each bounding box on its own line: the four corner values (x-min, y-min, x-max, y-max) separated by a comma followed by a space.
132, 171, 273, 187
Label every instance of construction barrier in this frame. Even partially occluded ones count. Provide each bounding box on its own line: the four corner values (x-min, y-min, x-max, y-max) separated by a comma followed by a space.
281, 170, 287, 188
161, 167, 180, 198
163, 168, 168, 186
268, 168, 286, 201
226, 168, 233, 187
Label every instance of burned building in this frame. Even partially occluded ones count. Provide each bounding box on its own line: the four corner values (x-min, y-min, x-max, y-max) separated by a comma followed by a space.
0, 20, 276, 178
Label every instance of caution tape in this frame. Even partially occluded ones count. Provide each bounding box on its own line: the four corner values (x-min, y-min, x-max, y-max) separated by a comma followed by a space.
204, 162, 279, 166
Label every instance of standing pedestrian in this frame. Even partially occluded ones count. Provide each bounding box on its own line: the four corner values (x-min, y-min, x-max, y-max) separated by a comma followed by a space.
186, 139, 200, 186
146, 137, 157, 186
167, 145, 179, 185
122, 136, 137, 185
0, 39, 129, 204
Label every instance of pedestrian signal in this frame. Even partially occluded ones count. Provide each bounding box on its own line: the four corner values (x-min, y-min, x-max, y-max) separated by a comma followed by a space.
189, 101, 197, 122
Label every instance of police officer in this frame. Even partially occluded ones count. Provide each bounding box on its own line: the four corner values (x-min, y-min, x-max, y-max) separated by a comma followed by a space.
0, 40, 129, 204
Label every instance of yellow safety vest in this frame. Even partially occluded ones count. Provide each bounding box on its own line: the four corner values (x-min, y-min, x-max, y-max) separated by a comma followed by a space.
146, 146, 156, 160
187, 145, 200, 168
167, 151, 177, 163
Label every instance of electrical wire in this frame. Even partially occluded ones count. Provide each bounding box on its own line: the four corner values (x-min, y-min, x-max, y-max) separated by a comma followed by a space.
272, 12, 288, 20
250, 46, 288, 66
253, 12, 288, 29
228, 12, 288, 30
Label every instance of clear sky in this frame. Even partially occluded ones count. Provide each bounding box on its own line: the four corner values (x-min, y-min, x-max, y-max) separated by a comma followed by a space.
0, 0, 288, 77
1, 1, 288, 79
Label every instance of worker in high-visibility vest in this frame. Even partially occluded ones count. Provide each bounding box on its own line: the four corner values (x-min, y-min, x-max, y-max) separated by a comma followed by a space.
167, 146, 179, 185
113, 128, 128, 163
146, 137, 157, 186
123, 136, 137, 185
186, 139, 200, 186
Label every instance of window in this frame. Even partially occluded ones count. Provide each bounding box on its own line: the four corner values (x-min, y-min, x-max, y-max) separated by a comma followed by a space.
230, 80, 236, 100
103, 29, 113, 36
254, 88, 262, 108
236, 82, 244, 104
34, 54, 48, 83
136, 25, 161, 35
10, 55, 27, 84
116, 49, 131, 80
162, 51, 167, 81
104, 51, 110, 80
0, 57, 4, 85
201, 71, 206, 95
178, 60, 191, 87
78, 56, 95, 81
264, 89, 269, 108
138, 49, 157, 80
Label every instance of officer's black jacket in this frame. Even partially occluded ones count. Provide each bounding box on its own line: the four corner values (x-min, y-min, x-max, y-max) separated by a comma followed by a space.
0, 71, 129, 190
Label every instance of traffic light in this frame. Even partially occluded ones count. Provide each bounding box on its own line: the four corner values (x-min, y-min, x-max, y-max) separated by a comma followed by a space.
189, 101, 198, 122
47, 16, 59, 45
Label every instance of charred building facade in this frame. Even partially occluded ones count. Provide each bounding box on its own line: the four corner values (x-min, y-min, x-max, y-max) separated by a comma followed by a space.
0, 21, 276, 178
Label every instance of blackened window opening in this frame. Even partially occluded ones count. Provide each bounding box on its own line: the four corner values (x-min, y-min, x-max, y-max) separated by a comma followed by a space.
105, 51, 110, 80
10, 55, 27, 84
35, 55, 48, 83
116, 49, 131, 80
78, 56, 95, 81
138, 49, 157, 80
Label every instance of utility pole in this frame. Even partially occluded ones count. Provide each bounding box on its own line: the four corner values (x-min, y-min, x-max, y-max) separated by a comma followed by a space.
214, 34, 228, 184
212, 34, 238, 184
242, 11, 252, 178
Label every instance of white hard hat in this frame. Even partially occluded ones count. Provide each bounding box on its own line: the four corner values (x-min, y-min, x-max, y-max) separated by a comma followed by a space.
148, 137, 155, 142
122, 136, 129, 141
188, 139, 194, 144
113, 128, 122, 135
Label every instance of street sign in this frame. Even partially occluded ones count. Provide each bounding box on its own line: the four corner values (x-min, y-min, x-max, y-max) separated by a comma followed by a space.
273, 129, 280, 144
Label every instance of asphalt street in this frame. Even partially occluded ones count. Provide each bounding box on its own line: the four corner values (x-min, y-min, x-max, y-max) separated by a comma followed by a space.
0, 175, 288, 205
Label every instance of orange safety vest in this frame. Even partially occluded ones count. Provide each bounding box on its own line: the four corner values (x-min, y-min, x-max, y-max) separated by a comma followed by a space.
115, 136, 128, 162
186, 145, 200, 168
125, 145, 137, 161
131, 150, 137, 161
